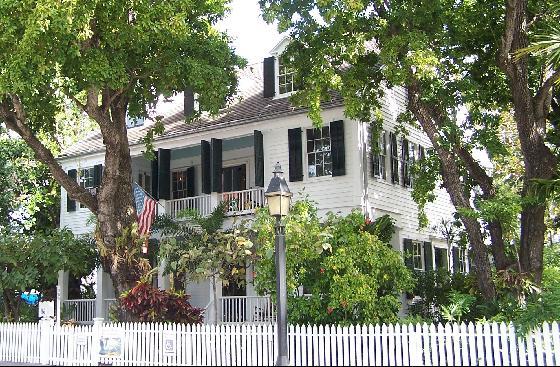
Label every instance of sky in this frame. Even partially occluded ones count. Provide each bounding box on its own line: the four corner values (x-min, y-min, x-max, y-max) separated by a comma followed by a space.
217, 0, 285, 65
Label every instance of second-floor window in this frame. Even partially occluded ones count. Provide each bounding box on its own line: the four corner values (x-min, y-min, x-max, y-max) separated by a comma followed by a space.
412, 241, 424, 270
79, 167, 95, 208
172, 170, 188, 199
307, 127, 332, 178
372, 131, 387, 179
458, 248, 467, 273
278, 57, 296, 95
138, 172, 152, 195
401, 139, 416, 187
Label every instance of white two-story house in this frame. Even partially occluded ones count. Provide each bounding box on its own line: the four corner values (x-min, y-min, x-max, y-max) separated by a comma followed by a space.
56, 39, 467, 324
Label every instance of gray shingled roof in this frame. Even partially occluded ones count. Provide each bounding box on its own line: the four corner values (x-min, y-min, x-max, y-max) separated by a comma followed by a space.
60, 62, 344, 159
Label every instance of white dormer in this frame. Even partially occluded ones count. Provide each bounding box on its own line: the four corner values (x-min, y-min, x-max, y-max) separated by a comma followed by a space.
263, 37, 299, 99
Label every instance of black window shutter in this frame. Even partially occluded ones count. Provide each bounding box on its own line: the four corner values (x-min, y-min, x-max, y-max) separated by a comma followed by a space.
186, 166, 195, 197
401, 138, 409, 187
419, 145, 425, 161
403, 239, 413, 270
423, 242, 433, 271
211, 138, 223, 193
263, 57, 275, 98
151, 151, 159, 200
67, 169, 77, 212
288, 128, 303, 182
330, 120, 346, 176
201, 140, 211, 194
158, 149, 171, 200
254, 130, 264, 187
390, 133, 399, 184
452, 247, 460, 273
93, 164, 103, 189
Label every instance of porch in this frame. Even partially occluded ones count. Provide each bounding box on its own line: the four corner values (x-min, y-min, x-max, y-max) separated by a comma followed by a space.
61, 295, 275, 325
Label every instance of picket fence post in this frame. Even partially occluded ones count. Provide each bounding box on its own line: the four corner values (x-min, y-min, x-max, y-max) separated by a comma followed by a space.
39, 319, 54, 365
91, 317, 104, 366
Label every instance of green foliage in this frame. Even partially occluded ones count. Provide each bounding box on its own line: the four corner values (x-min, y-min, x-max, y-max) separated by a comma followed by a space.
154, 202, 255, 288
441, 291, 477, 323
0, 0, 244, 135
363, 215, 395, 244
119, 281, 203, 323
408, 269, 481, 323
253, 200, 413, 325
0, 229, 97, 321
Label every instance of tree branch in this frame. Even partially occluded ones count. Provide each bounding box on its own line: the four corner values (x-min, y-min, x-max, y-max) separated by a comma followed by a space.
534, 69, 560, 116
0, 95, 98, 213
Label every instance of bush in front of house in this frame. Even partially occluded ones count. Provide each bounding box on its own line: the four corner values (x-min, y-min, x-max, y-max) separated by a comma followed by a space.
118, 281, 203, 323
253, 199, 414, 325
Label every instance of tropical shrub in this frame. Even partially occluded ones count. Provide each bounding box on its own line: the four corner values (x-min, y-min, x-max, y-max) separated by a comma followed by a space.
253, 200, 413, 325
119, 281, 203, 324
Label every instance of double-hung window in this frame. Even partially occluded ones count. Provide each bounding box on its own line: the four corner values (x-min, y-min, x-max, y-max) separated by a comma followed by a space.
412, 241, 424, 271
458, 248, 467, 273
79, 167, 95, 208
138, 172, 152, 195
372, 130, 387, 179
172, 170, 189, 199
307, 127, 332, 178
278, 57, 296, 95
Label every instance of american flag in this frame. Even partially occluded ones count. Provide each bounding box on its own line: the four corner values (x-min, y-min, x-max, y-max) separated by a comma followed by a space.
133, 183, 157, 236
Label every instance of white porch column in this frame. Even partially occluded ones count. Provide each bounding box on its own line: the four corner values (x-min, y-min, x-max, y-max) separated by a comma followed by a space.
56, 270, 69, 325
158, 259, 171, 291
210, 192, 221, 210
95, 266, 105, 320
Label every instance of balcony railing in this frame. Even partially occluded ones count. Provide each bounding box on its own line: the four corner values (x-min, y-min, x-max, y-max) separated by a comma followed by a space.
62, 299, 95, 324
222, 188, 265, 216
165, 188, 265, 219
166, 194, 213, 218
219, 296, 275, 324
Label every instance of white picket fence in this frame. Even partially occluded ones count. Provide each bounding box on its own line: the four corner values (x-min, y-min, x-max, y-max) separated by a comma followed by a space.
1, 320, 560, 366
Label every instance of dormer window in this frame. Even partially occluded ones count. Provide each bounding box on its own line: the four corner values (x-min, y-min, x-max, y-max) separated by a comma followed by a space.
278, 57, 296, 95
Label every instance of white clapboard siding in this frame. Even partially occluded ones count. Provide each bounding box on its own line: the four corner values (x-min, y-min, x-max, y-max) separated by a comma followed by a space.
1, 321, 560, 366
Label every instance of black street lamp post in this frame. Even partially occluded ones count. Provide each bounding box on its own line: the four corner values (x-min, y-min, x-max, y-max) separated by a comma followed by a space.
265, 162, 292, 366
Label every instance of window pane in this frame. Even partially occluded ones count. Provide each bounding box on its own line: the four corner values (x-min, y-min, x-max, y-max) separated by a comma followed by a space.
322, 126, 330, 137
322, 138, 331, 152
307, 129, 315, 141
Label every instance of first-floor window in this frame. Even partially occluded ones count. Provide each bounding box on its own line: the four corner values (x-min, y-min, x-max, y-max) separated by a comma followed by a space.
458, 248, 467, 273
172, 170, 188, 199
412, 241, 423, 270
79, 167, 95, 208
307, 127, 332, 178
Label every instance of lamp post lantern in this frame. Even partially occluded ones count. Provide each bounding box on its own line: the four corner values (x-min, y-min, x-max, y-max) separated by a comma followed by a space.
265, 162, 292, 366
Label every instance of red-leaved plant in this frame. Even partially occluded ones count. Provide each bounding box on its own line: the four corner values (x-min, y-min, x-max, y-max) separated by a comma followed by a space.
119, 281, 203, 323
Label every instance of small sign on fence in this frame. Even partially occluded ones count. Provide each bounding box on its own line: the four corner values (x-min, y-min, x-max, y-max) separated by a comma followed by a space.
76, 335, 88, 347
163, 333, 177, 357
98, 333, 122, 358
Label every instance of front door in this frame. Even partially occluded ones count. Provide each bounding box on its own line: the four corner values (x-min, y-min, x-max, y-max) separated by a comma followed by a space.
222, 266, 247, 322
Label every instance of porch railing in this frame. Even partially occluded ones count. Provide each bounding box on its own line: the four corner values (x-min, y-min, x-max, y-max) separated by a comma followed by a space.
62, 299, 95, 324
166, 194, 212, 218
219, 295, 275, 324
222, 188, 265, 216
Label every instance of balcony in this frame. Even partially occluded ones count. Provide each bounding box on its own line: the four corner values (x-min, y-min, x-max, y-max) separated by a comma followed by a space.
164, 187, 265, 219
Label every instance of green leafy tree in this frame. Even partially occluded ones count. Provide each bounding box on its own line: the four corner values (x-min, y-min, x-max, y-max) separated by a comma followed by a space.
253, 200, 413, 325
154, 203, 255, 323
0, 229, 97, 321
0, 0, 244, 295
259, 0, 560, 299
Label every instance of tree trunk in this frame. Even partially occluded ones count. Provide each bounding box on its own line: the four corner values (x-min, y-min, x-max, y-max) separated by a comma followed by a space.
96, 104, 149, 296
499, 0, 558, 284
408, 81, 496, 300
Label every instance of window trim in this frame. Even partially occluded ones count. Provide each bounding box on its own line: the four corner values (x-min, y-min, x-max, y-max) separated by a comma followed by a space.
275, 56, 297, 98
78, 167, 95, 209
171, 168, 190, 200
306, 126, 333, 179
412, 240, 424, 271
